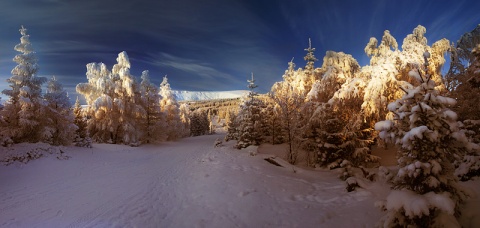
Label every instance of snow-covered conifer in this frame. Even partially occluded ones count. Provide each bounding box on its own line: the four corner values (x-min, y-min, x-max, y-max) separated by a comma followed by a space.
304, 38, 318, 75
190, 110, 209, 136
179, 103, 191, 137
261, 99, 283, 145
139, 70, 166, 143
159, 76, 182, 140
282, 41, 320, 96
73, 97, 87, 138
235, 73, 264, 149
375, 53, 477, 227
43, 76, 77, 145
446, 26, 480, 121
224, 109, 239, 141
1, 26, 47, 143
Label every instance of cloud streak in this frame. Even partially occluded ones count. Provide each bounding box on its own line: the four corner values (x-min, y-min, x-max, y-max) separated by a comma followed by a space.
152, 52, 238, 81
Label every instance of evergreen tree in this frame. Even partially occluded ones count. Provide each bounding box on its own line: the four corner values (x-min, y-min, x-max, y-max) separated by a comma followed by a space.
207, 109, 216, 135
43, 76, 77, 145
445, 25, 480, 121
224, 109, 239, 141
159, 76, 182, 140
1, 26, 47, 143
190, 110, 209, 136
236, 73, 263, 149
375, 53, 477, 227
262, 99, 283, 145
304, 38, 318, 74
179, 103, 191, 137
139, 70, 166, 143
73, 97, 87, 139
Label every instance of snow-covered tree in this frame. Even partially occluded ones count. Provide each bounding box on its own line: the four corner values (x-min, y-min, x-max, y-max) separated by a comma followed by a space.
43, 76, 77, 145
77, 52, 144, 145
190, 110, 209, 137
73, 97, 87, 139
302, 49, 378, 169
207, 110, 216, 135
282, 41, 321, 97
159, 76, 182, 141
304, 38, 318, 75
261, 98, 283, 145
76, 62, 114, 143
375, 53, 477, 227
111, 51, 144, 145
364, 30, 398, 65
307, 51, 360, 103
445, 25, 480, 121
76, 62, 110, 106
270, 80, 305, 164
446, 24, 480, 86
224, 109, 239, 141
235, 73, 264, 149
179, 103, 191, 137
139, 70, 166, 143
467, 43, 480, 88
1, 26, 47, 143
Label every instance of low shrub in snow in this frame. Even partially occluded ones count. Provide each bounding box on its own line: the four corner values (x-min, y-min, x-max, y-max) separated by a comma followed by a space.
75, 137, 93, 148
454, 155, 480, 181
0, 136, 14, 147
214, 138, 223, 147
0, 143, 70, 166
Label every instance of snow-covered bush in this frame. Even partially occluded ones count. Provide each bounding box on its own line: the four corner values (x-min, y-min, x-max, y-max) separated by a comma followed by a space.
454, 155, 480, 181
214, 138, 223, 147
454, 120, 480, 181
0, 143, 70, 166
375, 52, 476, 227
377, 166, 395, 183
0, 136, 14, 147
75, 137, 93, 148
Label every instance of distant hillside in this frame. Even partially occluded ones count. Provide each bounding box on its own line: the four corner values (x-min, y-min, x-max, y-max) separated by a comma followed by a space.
172, 90, 248, 101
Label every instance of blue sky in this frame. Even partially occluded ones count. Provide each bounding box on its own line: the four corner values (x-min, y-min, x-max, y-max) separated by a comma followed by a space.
0, 0, 479, 101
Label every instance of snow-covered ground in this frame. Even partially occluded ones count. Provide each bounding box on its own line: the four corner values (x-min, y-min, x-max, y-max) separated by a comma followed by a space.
173, 90, 248, 101
1, 134, 479, 227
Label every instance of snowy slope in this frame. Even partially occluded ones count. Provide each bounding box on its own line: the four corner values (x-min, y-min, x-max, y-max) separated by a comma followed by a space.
1, 134, 479, 227
172, 90, 248, 101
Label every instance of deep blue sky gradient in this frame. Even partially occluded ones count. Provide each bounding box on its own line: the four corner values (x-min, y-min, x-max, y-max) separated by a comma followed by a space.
0, 0, 479, 101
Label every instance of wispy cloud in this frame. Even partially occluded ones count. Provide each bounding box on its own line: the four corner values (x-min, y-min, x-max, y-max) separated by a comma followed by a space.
152, 52, 238, 82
